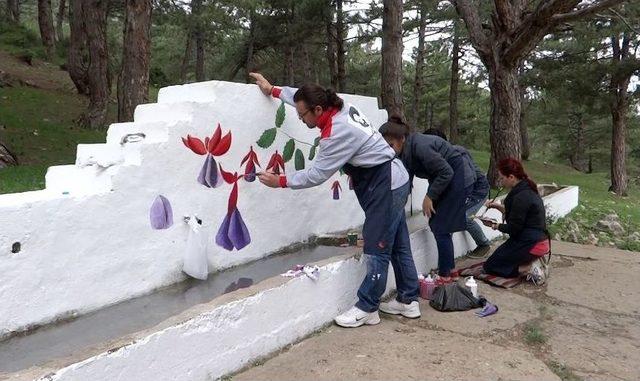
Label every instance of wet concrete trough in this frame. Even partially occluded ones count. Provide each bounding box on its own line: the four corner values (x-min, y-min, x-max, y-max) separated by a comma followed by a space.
0, 244, 357, 377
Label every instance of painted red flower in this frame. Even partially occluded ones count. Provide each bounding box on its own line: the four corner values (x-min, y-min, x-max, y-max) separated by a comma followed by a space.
182, 123, 233, 188
241, 146, 261, 182
181, 123, 232, 156
266, 150, 285, 175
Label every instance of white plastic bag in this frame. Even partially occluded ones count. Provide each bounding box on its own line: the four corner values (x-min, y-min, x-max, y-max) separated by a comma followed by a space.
183, 216, 208, 280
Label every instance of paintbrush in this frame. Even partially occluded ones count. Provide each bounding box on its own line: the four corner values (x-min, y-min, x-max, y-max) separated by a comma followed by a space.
475, 187, 504, 221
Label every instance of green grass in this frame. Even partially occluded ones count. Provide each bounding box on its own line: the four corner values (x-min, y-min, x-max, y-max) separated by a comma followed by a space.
0, 86, 106, 193
523, 322, 548, 345
547, 361, 582, 381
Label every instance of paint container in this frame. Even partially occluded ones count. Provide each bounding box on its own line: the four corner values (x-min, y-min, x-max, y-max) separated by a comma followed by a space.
347, 232, 358, 246
419, 274, 436, 300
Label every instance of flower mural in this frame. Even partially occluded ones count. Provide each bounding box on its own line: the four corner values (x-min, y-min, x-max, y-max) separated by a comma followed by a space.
241, 146, 261, 182
182, 123, 232, 188
215, 166, 251, 251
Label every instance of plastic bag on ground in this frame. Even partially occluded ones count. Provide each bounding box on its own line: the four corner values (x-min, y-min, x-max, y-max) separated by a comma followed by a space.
429, 283, 485, 312
183, 216, 208, 280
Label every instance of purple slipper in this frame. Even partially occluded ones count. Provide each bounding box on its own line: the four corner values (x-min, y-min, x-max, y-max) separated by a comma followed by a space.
476, 302, 499, 317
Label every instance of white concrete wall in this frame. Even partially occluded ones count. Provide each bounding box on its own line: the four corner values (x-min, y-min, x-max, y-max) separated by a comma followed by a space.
40, 185, 578, 381
0, 81, 391, 337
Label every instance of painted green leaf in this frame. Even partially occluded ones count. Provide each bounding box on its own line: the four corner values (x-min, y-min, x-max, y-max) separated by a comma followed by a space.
282, 138, 295, 162
314, 136, 321, 146
308, 145, 316, 161
294, 149, 305, 170
275, 101, 286, 128
256, 128, 277, 149
339, 168, 345, 176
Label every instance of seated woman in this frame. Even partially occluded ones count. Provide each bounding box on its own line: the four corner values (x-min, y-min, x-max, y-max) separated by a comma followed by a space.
481, 158, 548, 278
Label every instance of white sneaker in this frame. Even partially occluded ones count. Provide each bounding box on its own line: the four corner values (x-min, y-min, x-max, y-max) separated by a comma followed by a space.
379, 299, 421, 318
334, 306, 381, 328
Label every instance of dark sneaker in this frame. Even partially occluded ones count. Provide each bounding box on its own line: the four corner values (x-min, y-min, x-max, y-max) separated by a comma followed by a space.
468, 245, 491, 258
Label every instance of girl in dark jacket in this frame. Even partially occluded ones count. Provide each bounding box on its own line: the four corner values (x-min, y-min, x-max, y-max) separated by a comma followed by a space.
481, 158, 547, 278
380, 117, 473, 281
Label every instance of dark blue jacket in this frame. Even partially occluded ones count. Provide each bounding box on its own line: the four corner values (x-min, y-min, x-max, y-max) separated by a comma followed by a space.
399, 133, 465, 201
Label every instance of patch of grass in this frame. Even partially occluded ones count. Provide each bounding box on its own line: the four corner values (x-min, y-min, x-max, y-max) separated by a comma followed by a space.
547, 360, 582, 381
0, 21, 44, 58
523, 322, 547, 345
0, 86, 106, 193
0, 20, 68, 65
0, 164, 47, 193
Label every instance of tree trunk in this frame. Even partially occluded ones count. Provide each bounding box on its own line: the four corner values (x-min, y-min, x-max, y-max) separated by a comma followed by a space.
83, 0, 109, 129
284, 4, 295, 86
428, 102, 434, 130
192, 0, 205, 82
487, 64, 522, 186
284, 44, 294, 85
244, 9, 255, 83
335, 0, 346, 92
180, 31, 193, 84
0, 140, 18, 168
381, 0, 404, 119
569, 113, 588, 172
448, 20, 461, 144
610, 94, 628, 195
67, 0, 89, 95
302, 45, 313, 83
608, 33, 631, 196
56, 0, 65, 42
412, 0, 427, 129
37, 0, 56, 60
194, 31, 204, 81
325, 12, 338, 89
6, 0, 19, 22
117, 0, 151, 123
519, 87, 530, 160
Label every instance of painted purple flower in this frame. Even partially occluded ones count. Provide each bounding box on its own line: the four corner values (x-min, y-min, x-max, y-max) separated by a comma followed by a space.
197, 154, 223, 188
150, 195, 173, 229
215, 171, 251, 251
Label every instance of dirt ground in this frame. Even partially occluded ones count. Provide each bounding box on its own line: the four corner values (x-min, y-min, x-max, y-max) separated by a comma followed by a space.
233, 241, 640, 381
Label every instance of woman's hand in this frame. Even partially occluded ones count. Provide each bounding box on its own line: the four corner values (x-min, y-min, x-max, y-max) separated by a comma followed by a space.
257, 171, 281, 188
480, 218, 498, 230
485, 201, 505, 214
422, 196, 436, 218
249, 72, 273, 96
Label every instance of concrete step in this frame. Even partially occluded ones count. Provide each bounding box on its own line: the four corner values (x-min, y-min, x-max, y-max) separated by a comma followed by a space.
105, 121, 170, 146
75, 143, 125, 168
133, 102, 197, 124
44, 165, 116, 196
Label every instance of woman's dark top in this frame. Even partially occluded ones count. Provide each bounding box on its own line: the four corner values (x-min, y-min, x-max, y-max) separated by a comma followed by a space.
498, 180, 546, 239
399, 133, 465, 201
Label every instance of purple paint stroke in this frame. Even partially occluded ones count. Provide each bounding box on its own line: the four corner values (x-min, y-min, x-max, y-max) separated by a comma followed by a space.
150, 195, 173, 229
